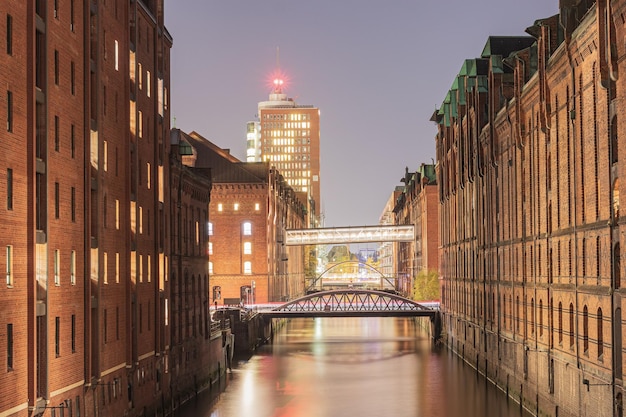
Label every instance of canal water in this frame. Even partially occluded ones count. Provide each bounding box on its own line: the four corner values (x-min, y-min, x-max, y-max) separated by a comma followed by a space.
177, 317, 532, 417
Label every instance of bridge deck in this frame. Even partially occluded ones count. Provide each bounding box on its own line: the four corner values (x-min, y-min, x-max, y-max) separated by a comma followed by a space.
258, 289, 438, 319
261, 310, 436, 318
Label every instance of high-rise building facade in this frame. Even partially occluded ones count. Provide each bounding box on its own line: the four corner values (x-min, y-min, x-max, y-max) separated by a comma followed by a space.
245, 121, 261, 163
250, 78, 321, 226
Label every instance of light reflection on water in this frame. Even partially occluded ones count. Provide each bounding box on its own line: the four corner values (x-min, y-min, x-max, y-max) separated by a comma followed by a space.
178, 317, 532, 417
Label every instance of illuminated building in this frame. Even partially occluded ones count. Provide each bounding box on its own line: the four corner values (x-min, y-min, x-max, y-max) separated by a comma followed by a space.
174, 129, 308, 303
250, 73, 321, 226
0, 2, 224, 416
435, 1, 626, 415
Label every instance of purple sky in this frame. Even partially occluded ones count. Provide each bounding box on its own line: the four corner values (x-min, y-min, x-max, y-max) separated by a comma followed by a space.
164, 0, 559, 228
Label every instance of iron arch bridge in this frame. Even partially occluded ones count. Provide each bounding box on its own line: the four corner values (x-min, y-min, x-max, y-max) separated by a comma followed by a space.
260, 289, 438, 319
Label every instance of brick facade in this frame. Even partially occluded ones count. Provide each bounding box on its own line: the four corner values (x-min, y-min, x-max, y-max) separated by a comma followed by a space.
436, 1, 626, 415
393, 164, 439, 297
174, 129, 307, 305
0, 2, 225, 417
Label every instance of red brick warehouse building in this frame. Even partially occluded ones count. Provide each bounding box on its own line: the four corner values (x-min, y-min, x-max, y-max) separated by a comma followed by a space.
435, 1, 626, 415
175, 129, 308, 306
0, 1, 224, 417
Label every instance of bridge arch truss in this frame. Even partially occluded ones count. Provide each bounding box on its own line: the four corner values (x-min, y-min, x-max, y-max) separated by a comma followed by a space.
261, 289, 436, 318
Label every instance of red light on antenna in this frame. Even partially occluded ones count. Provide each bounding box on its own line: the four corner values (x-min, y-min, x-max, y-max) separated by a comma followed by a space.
268, 70, 289, 93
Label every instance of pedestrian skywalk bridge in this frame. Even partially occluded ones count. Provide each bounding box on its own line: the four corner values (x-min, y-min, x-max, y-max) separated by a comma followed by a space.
285, 225, 414, 245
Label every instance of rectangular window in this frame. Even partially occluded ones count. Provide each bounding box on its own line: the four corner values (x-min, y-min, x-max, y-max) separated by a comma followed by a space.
7, 323, 13, 370
54, 250, 60, 285
71, 187, 76, 221
103, 141, 108, 171
54, 50, 59, 84
71, 124, 76, 158
70, 0, 75, 31
71, 314, 76, 352
114, 40, 119, 71
243, 222, 252, 235
54, 0, 58, 18
54, 115, 60, 151
7, 90, 12, 132
115, 200, 120, 230
70, 250, 76, 285
255, 203, 260, 211
54, 182, 60, 218
6, 246, 12, 286
55, 317, 60, 357
244, 261, 252, 275
146, 162, 151, 189
138, 111, 143, 138
217, 203, 223, 212
115, 252, 119, 283
103, 309, 107, 343
208, 262, 213, 274
103, 252, 108, 284
7, 168, 12, 210
6, 15, 12, 55
208, 222, 213, 236
138, 63, 143, 89
146, 70, 151, 97
243, 242, 252, 254
234, 203, 239, 211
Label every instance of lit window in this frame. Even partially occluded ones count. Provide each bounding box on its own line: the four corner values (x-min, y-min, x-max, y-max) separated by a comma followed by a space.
146, 70, 151, 97
114, 40, 119, 70
208, 222, 213, 235
243, 222, 252, 235
243, 242, 252, 254
115, 199, 120, 230
70, 250, 76, 285
255, 203, 260, 211
208, 262, 213, 274
217, 203, 223, 212
234, 203, 239, 211
115, 252, 120, 283
6, 245, 12, 286
103, 252, 108, 284
208, 242, 213, 255
138, 63, 143, 89
54, 250, 60, 286
243, 261, 252, 274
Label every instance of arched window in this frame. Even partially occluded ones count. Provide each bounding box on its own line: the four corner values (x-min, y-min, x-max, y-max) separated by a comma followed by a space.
611, 115, 618, 164
243, 261, 252, 274
539, 299, 544, 338
597, 307, 603, 359
243, 242, 252, 255
531, 298, 535, 335
516, 296, 520, 333
558, 301, 563, 345
242, 222, 252, 236
569, 303, 575, 349
583, 305, 589, 354
616, 243, 621, 289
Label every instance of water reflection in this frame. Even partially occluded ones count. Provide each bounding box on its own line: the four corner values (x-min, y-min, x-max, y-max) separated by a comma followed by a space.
178, 317, 531, 417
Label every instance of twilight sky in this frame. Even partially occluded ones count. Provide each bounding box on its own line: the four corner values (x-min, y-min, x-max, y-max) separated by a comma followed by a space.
164, 0, 559, 228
